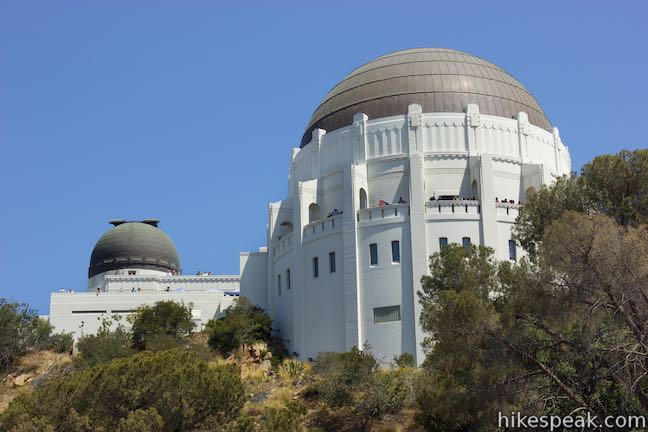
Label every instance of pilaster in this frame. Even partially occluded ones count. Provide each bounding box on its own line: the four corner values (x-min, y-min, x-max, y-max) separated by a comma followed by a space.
407, 104, 429, 365
465, 103, 481, 155
342, 165, 362, 350
478, 155, 498, 249
516, 112, 530, 163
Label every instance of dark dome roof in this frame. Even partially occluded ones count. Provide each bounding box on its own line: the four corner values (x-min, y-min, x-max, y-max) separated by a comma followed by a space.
301, 48, 550, 147
88, 220, 180, 278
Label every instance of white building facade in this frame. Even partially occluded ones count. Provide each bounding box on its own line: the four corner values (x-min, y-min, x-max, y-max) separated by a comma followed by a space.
49, 220, 239, 338
48, 48, 571, 365
239, 48, 571, 365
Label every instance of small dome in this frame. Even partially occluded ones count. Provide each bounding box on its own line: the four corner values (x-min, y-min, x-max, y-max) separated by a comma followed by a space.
88, 220, 180, 278
301, 48, 550, 147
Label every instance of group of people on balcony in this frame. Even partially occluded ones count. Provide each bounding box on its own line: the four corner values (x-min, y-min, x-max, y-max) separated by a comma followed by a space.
429, 195, 477, 201
326, 208, 343, 218
495, 197, 517, 204
377, 197, 408, 207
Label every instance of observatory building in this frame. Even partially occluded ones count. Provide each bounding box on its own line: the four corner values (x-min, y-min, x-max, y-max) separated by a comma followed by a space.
49, 220, 239, 336
240, 48, 571, 364
49, 48, 570, 365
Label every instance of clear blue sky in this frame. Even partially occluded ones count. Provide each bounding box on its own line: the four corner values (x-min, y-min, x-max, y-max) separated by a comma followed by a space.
1, 1, 646, 314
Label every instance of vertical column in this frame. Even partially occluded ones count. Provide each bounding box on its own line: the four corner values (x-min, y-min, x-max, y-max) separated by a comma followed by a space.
292, 181, 316, 358
516, 112, 529, 163
342, 165, 362, 350
407, 104, 429, 365
342, 113, 367, 350
552, 127, 561, 177
465, 104, 481, 156
478, 155, 498, 249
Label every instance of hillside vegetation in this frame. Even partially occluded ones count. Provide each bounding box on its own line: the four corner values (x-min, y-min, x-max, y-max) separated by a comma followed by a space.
1, 149, 647, 431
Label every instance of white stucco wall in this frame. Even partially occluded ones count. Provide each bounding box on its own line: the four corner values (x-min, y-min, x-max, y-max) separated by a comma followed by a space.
50, 272, 240, 339
241, 103, 571, 365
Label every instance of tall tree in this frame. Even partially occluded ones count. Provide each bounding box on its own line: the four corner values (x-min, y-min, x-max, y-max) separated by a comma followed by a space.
581, 149, 648, 226
130, 301, 194, 350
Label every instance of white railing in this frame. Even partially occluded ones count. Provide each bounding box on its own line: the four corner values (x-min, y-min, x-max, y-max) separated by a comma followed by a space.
273, 232, 293, 257
303, 214, 342, 241
357, 204, 409, 223
426, 200, 480, 216
496, 202, 522, 217
51, 290, 234, 297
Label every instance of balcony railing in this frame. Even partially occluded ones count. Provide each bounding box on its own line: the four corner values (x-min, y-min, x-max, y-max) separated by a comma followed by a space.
496, 202, 521, 217
303, 214, 342, 242
273, 232, 293, 257
357, 204, 409, 223
426, 200, 480, 216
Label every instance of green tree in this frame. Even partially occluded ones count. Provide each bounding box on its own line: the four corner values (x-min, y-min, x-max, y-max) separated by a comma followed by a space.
513, 149, 648, 256
0, 300, 41, 371
512, 174, 588, 258
0, 300, 72, 372
417, 219, 648, 431
0, 349, 246, 432
205, 298, 273, 354
581, 149, 648, 226
130, 300, 194, 350
75, 315, 135, 368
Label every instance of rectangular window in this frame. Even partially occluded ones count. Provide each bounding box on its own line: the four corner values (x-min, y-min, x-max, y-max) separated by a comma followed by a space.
329, 252, 336, 273
373, 305, 401, 323
277, 274, 281, 296
462, 237, 471, 248
509, 239, 517, 261
72, 310, 107, 314
369, 243, 378, 266
439, 237, 448, 249
286, 269, 291, 290
391, 241, 400, 263
313, 257, 319, 278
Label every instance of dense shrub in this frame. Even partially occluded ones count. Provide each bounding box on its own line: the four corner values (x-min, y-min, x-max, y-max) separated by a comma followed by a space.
0, 299, 72, 372
130, 301, 194, 350
392, 352, 415, 368
75, 316, 135, 368
309, 347, 407, 430
205, 298, 274, 354
258, 400, 307, 432
0, 349, 246, 431
312, 347, 378, 407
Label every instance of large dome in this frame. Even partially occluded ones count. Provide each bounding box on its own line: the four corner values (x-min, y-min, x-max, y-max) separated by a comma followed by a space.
88, 220, 180, 278
301, 48, 551, 147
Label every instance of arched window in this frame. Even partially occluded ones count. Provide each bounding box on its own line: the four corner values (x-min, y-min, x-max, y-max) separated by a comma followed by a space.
462, 237, 471, 248
308, 203, 321, 223
279, 221, 293, 236
525, 187, 537, 201
471, 180, 478, 198
359, 188, 368, 209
